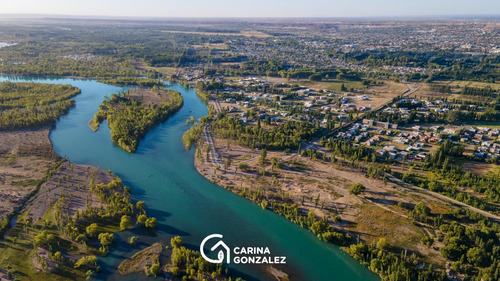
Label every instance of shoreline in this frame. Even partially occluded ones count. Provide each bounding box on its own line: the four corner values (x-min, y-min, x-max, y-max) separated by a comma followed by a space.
191, 121, 453, 280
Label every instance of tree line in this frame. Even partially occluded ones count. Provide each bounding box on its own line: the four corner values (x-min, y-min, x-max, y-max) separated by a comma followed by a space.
0, 82, 81, 130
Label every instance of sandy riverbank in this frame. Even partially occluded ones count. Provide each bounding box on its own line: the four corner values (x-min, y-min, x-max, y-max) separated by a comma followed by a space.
194, 133, 449, 265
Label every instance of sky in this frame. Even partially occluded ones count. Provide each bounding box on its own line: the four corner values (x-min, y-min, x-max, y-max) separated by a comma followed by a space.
1, 0, 499, 18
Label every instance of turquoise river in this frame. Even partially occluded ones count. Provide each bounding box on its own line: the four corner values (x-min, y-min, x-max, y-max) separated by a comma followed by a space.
0, 76, 380, 281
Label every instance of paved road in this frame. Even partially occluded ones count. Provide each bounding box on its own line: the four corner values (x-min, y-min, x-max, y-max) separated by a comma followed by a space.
209, 96, 222, 113
203, 124, 223, 166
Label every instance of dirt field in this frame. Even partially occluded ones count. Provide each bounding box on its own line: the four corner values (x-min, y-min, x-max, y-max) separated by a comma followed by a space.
262, 77, 367, 92
195, 135, 452, 265
0, 127, 117, 224
127, 88, 174, 107
134, 60, 180, 77
358, 81, 409, 109
25, 161, 114, 222
0, 129, 57, 217
411, 83, 452, 100
462, 161, 496, 176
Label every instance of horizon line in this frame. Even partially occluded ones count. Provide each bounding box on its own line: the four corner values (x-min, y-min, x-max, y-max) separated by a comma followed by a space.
1, 13, 500, 21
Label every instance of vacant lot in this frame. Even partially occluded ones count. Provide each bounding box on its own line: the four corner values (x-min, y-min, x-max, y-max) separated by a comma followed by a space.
0, 128, 57, 217
195, 135, 456, 265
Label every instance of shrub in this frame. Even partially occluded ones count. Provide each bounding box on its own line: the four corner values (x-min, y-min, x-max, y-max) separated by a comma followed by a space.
348, 183, 366, 195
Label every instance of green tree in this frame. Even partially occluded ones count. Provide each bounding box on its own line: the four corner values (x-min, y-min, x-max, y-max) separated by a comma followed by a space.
34, 230, 56, 249
260, 148, 267, 165
137, 214, 147, 225
129, 236, 138, 245
376, 237, 388, 250
74, 255, 97, 269
150, 263, 161, 277
171, 266, 181, 276
271, 158, 282, 170
86, 223, 99, 238
412, 202, 430, 222
238, 162, 249, 171
170, 236, 182, 249
136, 201, 146, 212
120, 215, 132, 230
145, 217, 158, 229
348, 183, 366, 195
224, 158, 232, 171
76, 234, 88, 244
98, 233, 114, 253
467, 247, 488, 267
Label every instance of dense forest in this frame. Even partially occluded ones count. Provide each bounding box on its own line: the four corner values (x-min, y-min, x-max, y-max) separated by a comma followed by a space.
0, 81, 81, 130
90, 88, 183, 152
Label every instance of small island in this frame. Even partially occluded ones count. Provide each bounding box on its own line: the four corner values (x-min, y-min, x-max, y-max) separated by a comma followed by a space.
118, 237, 244, 280
90, 87, 183, 152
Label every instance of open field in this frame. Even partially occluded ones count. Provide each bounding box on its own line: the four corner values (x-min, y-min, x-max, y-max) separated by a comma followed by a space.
25, 162, 114, 221
411, 83, 451, 99
263, 77, 367, 92
462, 121, 500, 129
192, 43, 230, 50
194, 135, 463, 265
462, 161, 497, 176
127, 87, 176, 107
161, 30, 271, 38
357, 81, 409, 110
0, 129, 57, 217
133, 60, 180, 77
437, 80, 500, 90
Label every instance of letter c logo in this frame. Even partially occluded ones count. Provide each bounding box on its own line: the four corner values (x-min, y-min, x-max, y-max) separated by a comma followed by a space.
200, 234, 231, 264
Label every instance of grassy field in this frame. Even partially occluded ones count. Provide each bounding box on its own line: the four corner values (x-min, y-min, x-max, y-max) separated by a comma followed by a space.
324, 80, 367, 92
484, 165, 500, 178
0, 211, 85, 281
350, 204, 426, 253
262, 76, 368, 92
462, 121, 500, 129
435, 80, 500, 90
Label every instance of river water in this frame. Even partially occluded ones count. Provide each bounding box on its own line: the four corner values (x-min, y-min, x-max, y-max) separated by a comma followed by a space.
0, 76, 380, 281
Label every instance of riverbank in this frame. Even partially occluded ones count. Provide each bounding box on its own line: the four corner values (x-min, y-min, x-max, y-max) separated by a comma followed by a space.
193, 123, 458, 279
0, 125, 132, 280
0, 80, 142, 281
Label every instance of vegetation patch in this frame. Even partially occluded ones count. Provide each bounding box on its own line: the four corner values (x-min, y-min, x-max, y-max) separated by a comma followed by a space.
98, 77, 165, 87
90, 87, 183, 152
0, 82, 81, 130
118, 243, 163, 275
